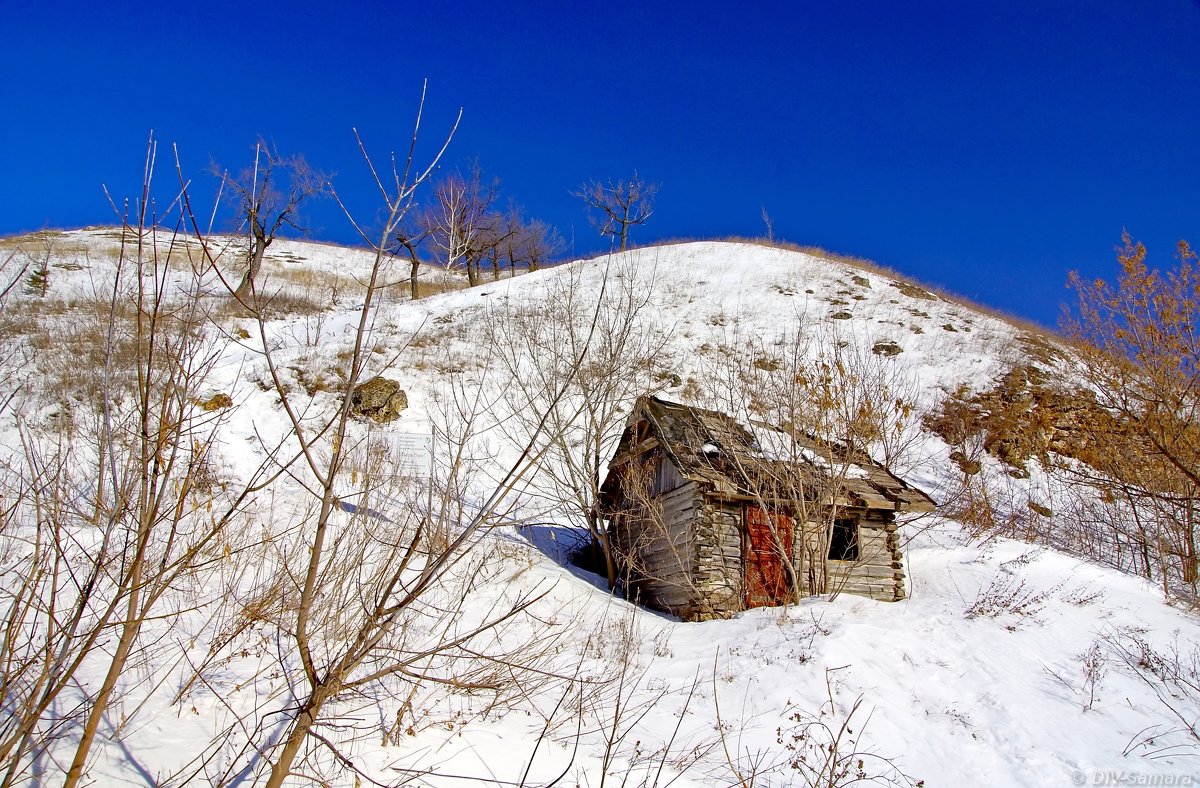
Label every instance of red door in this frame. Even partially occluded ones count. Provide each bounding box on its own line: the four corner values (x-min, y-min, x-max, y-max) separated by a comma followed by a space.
744, 505, 794, 607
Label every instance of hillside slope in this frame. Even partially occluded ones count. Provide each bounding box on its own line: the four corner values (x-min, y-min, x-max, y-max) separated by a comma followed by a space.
0, 231, 1196, 786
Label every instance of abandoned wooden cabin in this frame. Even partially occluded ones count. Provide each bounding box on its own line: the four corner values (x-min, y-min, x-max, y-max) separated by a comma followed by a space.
596, 396, 936, 621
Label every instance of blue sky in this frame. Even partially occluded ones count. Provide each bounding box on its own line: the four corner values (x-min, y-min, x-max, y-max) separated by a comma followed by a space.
2, 1, 1198, 327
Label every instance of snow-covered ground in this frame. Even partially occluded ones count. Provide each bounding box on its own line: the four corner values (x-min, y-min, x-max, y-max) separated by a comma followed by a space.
2, 229, 1198, 786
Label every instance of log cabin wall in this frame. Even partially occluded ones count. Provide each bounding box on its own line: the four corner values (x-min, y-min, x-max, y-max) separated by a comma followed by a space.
690, 501, 743, 619
792, 509, 906, 601
613, 481, 701, 618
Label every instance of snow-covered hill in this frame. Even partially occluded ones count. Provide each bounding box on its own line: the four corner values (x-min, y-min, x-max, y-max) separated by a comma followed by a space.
1, 229, 1197, 787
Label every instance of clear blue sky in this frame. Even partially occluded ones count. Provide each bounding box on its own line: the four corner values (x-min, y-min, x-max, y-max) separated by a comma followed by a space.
2, 1, 1198, 328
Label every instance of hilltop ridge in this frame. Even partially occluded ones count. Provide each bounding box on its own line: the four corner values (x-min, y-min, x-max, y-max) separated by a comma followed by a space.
0, 228, 1195, 786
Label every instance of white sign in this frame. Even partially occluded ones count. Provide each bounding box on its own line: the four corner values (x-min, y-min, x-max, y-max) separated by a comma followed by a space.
385, 432, 434, 479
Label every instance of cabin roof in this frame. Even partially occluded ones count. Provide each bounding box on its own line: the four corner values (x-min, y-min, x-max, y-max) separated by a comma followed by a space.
601, 395, 937, 513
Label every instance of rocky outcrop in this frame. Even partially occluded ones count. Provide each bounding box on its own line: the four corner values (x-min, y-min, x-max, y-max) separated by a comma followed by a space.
349, 376, 408, 423
925, 363, 1103, 471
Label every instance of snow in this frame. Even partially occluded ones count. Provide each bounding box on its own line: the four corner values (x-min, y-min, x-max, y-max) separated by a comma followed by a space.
1, 230, 1197, 786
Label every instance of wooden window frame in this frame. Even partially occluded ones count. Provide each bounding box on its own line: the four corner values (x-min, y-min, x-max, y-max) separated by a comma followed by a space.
827, 517, 859, 562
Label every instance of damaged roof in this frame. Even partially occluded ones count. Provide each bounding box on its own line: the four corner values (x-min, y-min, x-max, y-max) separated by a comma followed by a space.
604, 395, 936, 513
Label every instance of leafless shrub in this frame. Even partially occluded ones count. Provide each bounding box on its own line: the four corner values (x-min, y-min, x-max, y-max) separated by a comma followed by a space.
166, 86, 643, 788
488, 252, 672, 587
964, 572, 1058, 626
716, 667, 920, 787
0, 251, 32, 413
1102, 628, 1200, 759
1043, 637, 1108, 712
0, 137, 273, 787
547, 611, 717, 788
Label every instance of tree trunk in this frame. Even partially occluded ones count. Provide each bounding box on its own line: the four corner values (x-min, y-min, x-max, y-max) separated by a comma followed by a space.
588, 508, 618, 589
410, 258, 420, 300
236, 236, 268, 300
62, 575, 144, 787
263, 686, 333, 788
1184, 501, 1198, 590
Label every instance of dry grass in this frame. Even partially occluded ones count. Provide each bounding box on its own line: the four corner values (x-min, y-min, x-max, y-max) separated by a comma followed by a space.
0, 230, 98, 260
0, 230, 68, 250
413, 275, 470, 298
271, 265, 353, 293
14, 295, 185, 402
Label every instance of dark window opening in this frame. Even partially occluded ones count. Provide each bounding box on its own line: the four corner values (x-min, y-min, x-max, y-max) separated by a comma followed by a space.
828, 518, 859, 561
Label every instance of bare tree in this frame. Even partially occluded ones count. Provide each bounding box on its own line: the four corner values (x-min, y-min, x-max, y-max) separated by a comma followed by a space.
494, 206, 565, 278
575, 172, 659, 251
216, 139, 325, 300
698, 323, 922, 601
489, 254, 671, 588
0, 137, 283, 788
393, 211, 432, 300
515, 216, 565, 275
481, 208, 519, 282
200, 92, 624, 786
424, 160, 500, 286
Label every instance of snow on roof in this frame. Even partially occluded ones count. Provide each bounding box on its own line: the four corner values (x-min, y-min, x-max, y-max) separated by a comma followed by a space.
606, 395, 936, 512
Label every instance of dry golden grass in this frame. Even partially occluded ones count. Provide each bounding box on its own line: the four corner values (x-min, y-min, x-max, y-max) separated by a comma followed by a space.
0, 230, 67, 250
11, 293, 205, 403
413, 276, 470, 298
0, 231, 99, 259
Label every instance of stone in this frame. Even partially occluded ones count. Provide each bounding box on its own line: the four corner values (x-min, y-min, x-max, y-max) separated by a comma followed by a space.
872, 340, 903, 356
1028, 501, 1053, 518
889, 281, 937, 300
350, 376, 409, 423
198, 392, 233, 411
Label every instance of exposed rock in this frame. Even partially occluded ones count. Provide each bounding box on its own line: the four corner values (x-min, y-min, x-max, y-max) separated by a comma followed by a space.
1018, 332, 1066, 366
851, 275, 871, 288
830, 310, 853, 320
889, 281, 937, 300
924, 363, 1104, 471
198, 393, 233, 411
872, 340, 903, 357
350, 376, 408, 423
